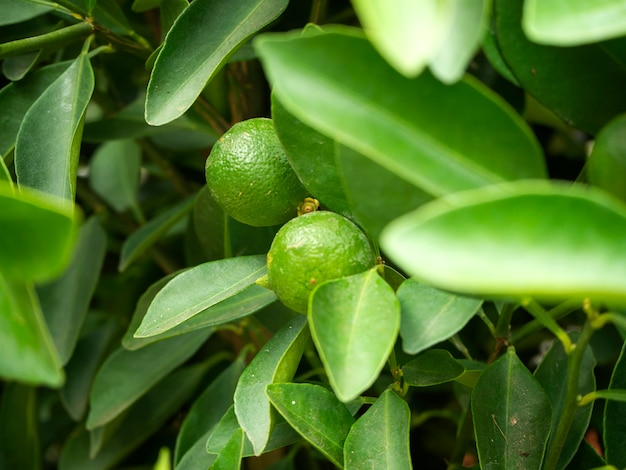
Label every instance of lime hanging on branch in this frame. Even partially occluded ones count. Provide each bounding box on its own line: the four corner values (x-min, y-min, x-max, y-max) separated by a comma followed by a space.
205, 117, 309, 227
262, 211, 377, 314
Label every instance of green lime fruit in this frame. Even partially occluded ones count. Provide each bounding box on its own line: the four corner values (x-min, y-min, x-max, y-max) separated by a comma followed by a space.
266, 211, 377, 313
205, 117, 308, 227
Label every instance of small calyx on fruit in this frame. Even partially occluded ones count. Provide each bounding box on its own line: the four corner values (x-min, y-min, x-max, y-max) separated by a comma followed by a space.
297, 197, 320, 216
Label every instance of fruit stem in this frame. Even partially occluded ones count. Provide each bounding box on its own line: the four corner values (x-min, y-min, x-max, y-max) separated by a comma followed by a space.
0, 22, 94, 59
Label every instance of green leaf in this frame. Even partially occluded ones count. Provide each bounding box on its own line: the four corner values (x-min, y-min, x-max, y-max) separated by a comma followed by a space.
534, 333, 596, 470
266, 383, 355, 468
0, 0, 51, 26
119, 197, 194, 271
565, 441, 606, 469
0, 158, 11, 184
381, 181, 626, 306
88, 140, 141, 213
134, 254, 267, 337
86, 328, 211, 429
15, 52, 94, 200
3, 51, 41, 81
0, 182, 78, 282
495, 0, 626, 134
402, 349, 466, 387
234, 315, 309, 455
309, 269, 400, 402
397, 279, 482, 355
255, 29, 546, 197
0, 384, 40, 469
587, 114, 626, 202
604, 340, 626, 467
145, 0, 289, 125
472, 348, 552, 469
344, 389, 412, 470
523, 0, 626, 46
0, 273, 63, 387
38, 217, 107, 364
209, 428, 244, 470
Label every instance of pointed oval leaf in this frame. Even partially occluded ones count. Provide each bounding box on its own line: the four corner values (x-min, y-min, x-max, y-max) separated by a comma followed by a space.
397, 279, 482, 355
604, 340, 626, 467
209, 428, 244, 470
0, 0, 51, 25
402, 349, 465, 387
234, 315, 309, 455
15, 53, 94, 199
134, 254, 267, 337
523, 0, 626, 46
266, 383, 355, 468
309, 269, 400, 402
344, 389, 412, 470
472, 348, 552, 469
255, 29, 546, 197
145, 0, 289, 125
587, 114, 626, 202
382, 181, 626, 305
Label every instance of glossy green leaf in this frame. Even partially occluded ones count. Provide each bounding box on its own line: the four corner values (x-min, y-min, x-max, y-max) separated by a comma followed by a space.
0, 182, 78, 282
160, 0, 189, 40
604, 340, 626, 467
402, 349, 465, 387
145, 0, 289, 125
209, 428, 244, 470
119, 197, 194, 271
0, 61, 69, 157
134, 254, 267, 337
88, 140, 141, 213
587, 114, 626, 202
266, 383, 355, 468
0, 384, 39, 469
255, 29, 546, 198
397, 279, 482, 355
0, 0, 51, 25
382, 181, 626, 305
523, 0, 626, 46
86, 328, 211, 429
234, 315, 309, 455
60, 363, 208, 470
534, 333, 596, 470
15, 53, 94, 199
38, 217, 107, 364
309, 269, 400, 402
472, 348, 552, 469
344, 389, 412, 470
495, 0, 626, 134
0, 273, 63, 386
272, 94, 352, 216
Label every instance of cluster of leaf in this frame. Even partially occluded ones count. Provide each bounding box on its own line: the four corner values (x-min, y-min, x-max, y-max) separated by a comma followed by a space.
2, 0, 626, 469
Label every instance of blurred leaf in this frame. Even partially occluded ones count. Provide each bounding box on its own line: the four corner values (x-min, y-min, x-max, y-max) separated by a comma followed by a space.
604, 340, 626, 467
0, 182, 78, 282
15, 52, 94, 200
587, 114, 626, 202
523, 0, 626, 46
86, 328, 211, 429
88, 140, 141, 213
38, 217, 107, 364
119, 197, 194, 271
0, 273, 63, 387
402, 349, 466, 387
209, 428, 244, 470
3, 51, 41, 80
266, 383, 355, 468
344, 389, 412, 470
0, 0, 51, 25
154, 447, 171, 470
382, 181, 626, 306
534, 332, 596, 470
472, 348, 552, 469
495, 0, 626, 134
0, 384, 40, 470
397, 279, 482, 355
145, 0, 289, 125
132, 0, 161, 12
309, 269, 400, 402
234, 315, 309, 455
0, 61, 69, 157
255, 29, 546, 198
134, 254, 267, 337
0, 158, 11, 184
565, 441, 606, 469
60, 363, 208, 470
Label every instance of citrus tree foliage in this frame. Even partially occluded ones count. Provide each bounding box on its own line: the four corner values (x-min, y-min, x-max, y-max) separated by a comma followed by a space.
3, 0, 626, 469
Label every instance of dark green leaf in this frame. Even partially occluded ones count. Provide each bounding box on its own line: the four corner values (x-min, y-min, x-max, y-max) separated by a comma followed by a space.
604, 340, 626, 467
472, 348, 552, 469
309, 269, 400, 402
587, 114, 626, 202
397, 279, 482, 355
564, 441, 606, 470
0, 384, 40, 469
0, 0, 51, 26
344, 389, 412, 470
403, 349, 466, 387
145, 0, 289, 125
